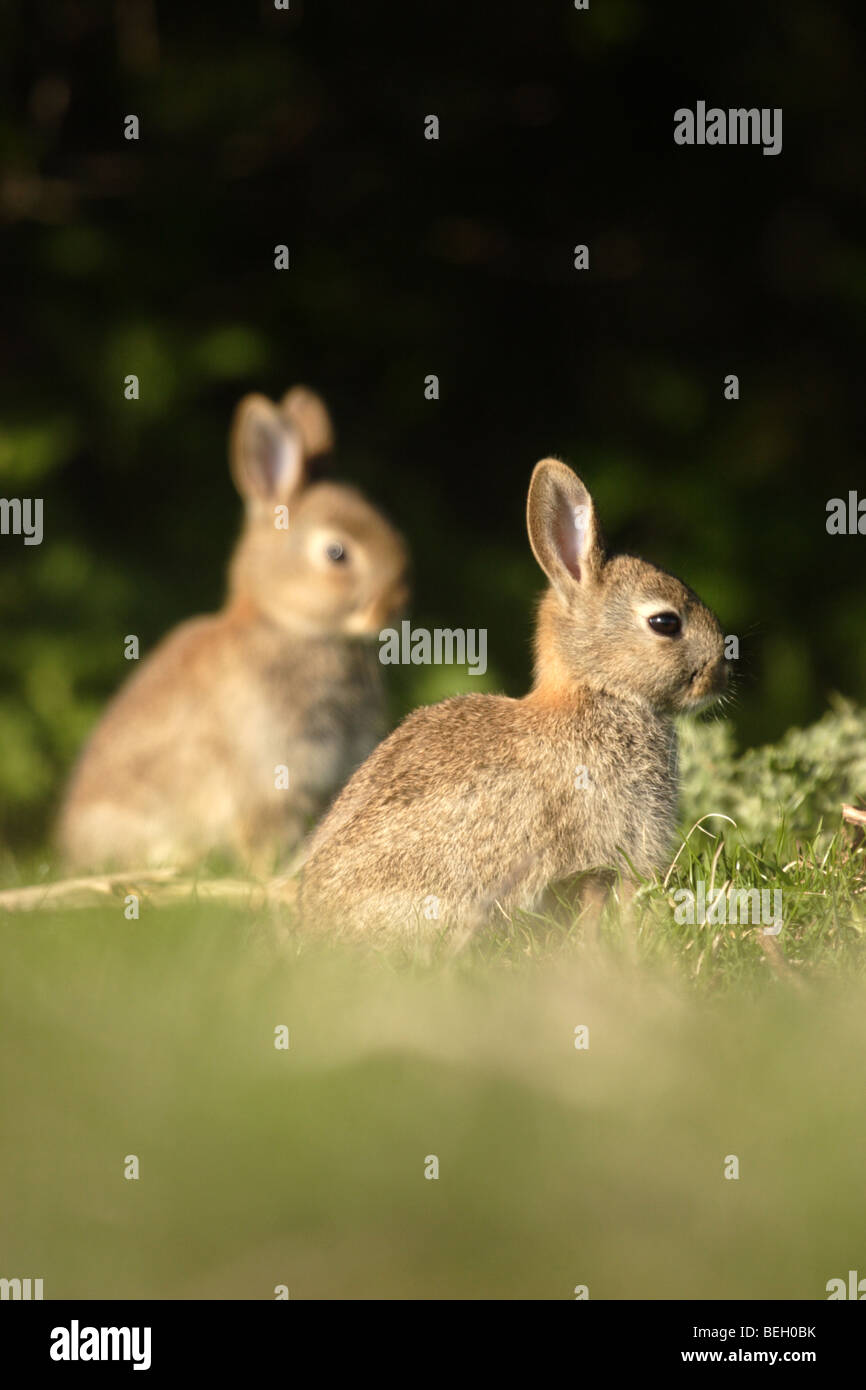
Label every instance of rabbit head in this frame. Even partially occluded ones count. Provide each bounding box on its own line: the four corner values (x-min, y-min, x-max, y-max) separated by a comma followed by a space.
527, 459, 727, 712
227, 389, 409, 636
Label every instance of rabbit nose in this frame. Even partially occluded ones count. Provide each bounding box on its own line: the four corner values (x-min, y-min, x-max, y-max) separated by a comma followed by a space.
702, 654, 729, 696
347, 584, 408, 634
390, 582, 410, 615
374, 584, 409, 628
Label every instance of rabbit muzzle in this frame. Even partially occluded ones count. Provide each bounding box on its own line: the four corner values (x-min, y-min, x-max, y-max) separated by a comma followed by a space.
344, 582, 409, 636
683, 652, 728, 709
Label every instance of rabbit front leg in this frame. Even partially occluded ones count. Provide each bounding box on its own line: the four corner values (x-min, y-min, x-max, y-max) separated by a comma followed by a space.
232, 805, 312, 878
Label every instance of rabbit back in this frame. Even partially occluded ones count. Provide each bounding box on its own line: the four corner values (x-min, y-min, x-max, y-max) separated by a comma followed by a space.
58, 608, 387, 871
299, 688, 677, 932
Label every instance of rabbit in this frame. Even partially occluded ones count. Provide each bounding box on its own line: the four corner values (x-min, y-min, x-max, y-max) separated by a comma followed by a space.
296, 457, 728, 934
57, 387, 410, 873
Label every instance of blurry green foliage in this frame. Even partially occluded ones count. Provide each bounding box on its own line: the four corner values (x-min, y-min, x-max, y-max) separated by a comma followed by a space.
680, 697, 866, 846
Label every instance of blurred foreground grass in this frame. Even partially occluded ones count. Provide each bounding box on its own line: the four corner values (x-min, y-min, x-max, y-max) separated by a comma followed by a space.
1, 700, 865, 1299
1, 897, 865, 1300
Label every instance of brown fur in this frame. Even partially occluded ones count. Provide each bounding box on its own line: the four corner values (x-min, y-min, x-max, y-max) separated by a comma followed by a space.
297, 458, 727, 934
57, 388, 409, 871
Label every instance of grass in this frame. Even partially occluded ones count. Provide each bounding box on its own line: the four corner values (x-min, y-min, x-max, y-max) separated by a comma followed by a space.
1, 702, 865, 1299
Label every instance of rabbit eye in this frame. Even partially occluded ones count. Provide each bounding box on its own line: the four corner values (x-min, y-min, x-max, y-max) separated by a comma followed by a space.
648, 612, 681, 636
326, 542, 347, 563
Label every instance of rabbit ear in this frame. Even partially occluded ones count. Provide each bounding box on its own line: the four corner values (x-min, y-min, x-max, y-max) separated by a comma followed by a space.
279, 386, 335, 458
230, 394, 305, 507
526, 459, 604, 592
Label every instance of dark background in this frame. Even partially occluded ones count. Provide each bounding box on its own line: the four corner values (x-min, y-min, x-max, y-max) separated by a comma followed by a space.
0, 0, 864, 850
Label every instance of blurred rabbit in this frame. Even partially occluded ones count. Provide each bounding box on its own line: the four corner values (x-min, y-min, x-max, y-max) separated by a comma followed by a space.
57, 387, 409, 872
297, 457, 728, 933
